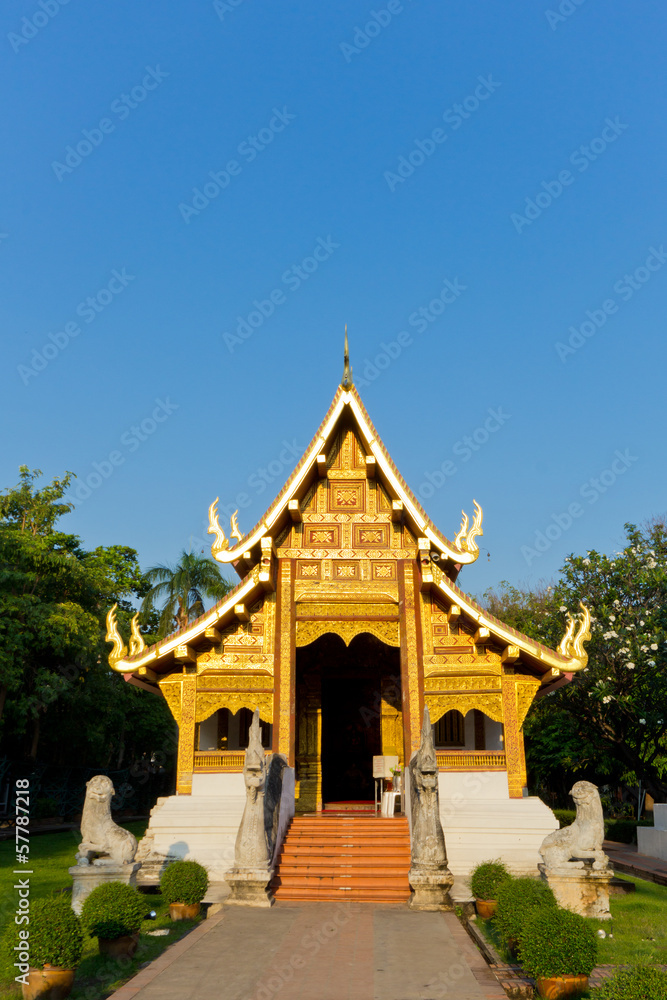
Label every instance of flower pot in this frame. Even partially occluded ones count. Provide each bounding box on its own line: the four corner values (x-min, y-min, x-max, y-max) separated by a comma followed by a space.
536, 975, 589, 999
98, 932, 139, 958
169, 902, 201, 921
22, 966, 75, 1000
474, 899, 497, 919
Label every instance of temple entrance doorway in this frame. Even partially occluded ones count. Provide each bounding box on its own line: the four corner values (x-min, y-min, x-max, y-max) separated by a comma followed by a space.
295, 632, 402, 811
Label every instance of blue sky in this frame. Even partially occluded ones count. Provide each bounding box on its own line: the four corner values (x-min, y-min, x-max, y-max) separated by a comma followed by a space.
2, 0, 666, 600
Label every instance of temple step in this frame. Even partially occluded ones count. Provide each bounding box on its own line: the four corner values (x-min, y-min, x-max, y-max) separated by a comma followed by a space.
271, 815, 411, 903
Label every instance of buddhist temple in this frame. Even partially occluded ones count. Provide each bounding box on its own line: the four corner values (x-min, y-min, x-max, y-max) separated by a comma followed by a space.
106, 350, 590, 887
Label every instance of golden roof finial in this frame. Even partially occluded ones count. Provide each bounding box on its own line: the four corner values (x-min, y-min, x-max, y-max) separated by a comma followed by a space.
342, 324, 353, 387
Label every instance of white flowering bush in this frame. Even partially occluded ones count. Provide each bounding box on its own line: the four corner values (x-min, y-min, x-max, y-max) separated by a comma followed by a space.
483, 520, 667, 799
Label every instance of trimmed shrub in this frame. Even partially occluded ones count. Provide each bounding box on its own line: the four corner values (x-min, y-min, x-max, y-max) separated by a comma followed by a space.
495, 877, 557, 944
519, 906, 597, 979
605, 818, 652, 844
553, 808, 576, 828
81, 882, 146, 940
30, 896, 84, 968
160, 860, 209, 905
470, 860, 512, 900
590, 965, 667, 999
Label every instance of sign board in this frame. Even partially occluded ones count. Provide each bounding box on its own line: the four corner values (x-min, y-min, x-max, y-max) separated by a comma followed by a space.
373, 755, 399, 779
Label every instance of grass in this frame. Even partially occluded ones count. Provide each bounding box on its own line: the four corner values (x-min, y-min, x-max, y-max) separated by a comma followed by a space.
0, 823, 203, 1000
476, 874, 667, 968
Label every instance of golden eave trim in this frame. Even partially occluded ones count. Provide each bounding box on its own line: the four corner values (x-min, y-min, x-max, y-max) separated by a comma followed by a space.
431, 573, 590, 676
108, 574, 258, 674
209, 388, 477, 565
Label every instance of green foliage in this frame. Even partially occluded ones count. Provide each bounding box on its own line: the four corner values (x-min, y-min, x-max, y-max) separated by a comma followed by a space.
469, 860, 512, 900
481, 520, 667, 800
554, 809, 576, 827
30, 896, 84, 968
141, 550, 233, 638
160, 860, 209, 905
81, 882, 146, 940
495, 877, 557, 944
518, 906, 597, 979
590, 965, 667, 999
32, 797, 61, 820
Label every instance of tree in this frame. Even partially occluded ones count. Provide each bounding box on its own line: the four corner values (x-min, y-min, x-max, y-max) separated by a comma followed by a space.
481, 519, 667, 801
141, 550, 233, 637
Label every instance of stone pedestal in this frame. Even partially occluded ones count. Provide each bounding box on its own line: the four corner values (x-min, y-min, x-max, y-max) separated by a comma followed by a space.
69, 861, 141, 915
408, 867, 454, 911
539, 864, 612, 920
225, 868, 274, 907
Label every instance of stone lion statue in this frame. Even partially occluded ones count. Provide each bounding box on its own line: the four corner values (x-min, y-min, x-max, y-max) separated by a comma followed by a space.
76, 775, 138, 865
539, 780, 609, 872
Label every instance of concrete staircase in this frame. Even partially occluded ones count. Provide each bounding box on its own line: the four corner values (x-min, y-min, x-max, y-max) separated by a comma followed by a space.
271, 814, 411, 902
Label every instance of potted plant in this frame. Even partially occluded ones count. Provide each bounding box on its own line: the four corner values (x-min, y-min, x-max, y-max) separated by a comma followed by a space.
469, 859, 512, 918
495, 876, 557, 955
21, 896, 83, 1000
81, 882, 146, 958
519, 906, 597, 999
160, 860, 209, 920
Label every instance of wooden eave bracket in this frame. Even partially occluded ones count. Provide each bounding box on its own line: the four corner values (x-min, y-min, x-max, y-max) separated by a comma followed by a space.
501, 645, 520, 664
474, 627, 490, 645
259, 536, 276, 592
174, 644, 196, 664
365, 455, 376, 478
316, 454, 327, 477
417, 538, 433, 591
136, 665, 158, 683
288, 499, 302, 522
391, 500, 404, 523
234, 604, 251, 622
447, 605, 461, 624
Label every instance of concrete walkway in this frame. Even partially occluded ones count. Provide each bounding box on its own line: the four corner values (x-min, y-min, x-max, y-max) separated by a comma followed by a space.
112, 903, 506, 1000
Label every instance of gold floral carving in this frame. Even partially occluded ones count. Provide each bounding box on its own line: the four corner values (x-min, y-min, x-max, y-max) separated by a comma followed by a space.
277, 561, 293, 757
295, 619, 400, 648
401, 563, 422, 755
195, 691, 273, 724
296, 602, 397, 617
373, 563, 394, 579
515, 676, 542, 729
159, 680, 182, 725
501, 673, 525, 798
424, 676, 502, 692
176, 677, 196, 795
425, 693, 504, 725
198, 675, 273, 690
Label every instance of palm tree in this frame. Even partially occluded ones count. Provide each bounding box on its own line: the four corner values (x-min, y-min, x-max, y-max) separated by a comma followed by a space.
141, 551, 233, 637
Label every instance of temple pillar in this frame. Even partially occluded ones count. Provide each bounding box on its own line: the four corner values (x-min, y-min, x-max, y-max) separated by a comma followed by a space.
275, 559, 296, 765
501, 669, 526, 799
295, 673, 321, 813
399, 561, 424, 760
176, 672, 196, 795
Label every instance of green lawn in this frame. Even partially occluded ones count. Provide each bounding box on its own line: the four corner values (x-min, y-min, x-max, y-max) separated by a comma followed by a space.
477, 874, 667, 968
0, 824, 203, 1000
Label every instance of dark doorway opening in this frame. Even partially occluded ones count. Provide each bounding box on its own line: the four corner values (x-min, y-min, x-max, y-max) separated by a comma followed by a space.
295, 632, 401, 807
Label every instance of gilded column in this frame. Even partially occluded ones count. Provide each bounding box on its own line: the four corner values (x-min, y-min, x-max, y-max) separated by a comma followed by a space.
501, 669, 526, 799
176, 672, 197, 795
399, 561, 423, 760
274, 559, 295, 764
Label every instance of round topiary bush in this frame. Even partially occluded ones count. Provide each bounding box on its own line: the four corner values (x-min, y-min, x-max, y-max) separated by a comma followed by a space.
495, 876, 557, 945
30, 896, 84, 968
519, 906, 598, 980
81, 882, 146, 941
160, 860, 209, 905
590, 965, 667, 999
470, 860, 512, 900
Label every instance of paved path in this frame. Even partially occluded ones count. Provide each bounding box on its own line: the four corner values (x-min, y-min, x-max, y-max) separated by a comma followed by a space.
112, 903, 505, 1000
604, 839, 667, 886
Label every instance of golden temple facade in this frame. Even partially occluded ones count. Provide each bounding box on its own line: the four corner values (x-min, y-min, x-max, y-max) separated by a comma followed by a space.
107, 378, 590, 811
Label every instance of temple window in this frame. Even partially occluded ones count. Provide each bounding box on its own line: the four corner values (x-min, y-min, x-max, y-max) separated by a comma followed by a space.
197, 709, 272, 751
433, 710, 465, 748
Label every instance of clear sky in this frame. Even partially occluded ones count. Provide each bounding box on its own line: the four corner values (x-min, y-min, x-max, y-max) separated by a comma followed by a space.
2, 0, 666, 600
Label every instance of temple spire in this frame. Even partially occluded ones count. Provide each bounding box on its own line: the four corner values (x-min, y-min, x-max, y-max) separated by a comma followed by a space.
342, 325, 353, 387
